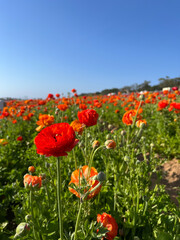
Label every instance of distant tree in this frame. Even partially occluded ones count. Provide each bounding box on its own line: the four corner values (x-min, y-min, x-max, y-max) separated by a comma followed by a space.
158, 76, 180, 89
137, 80, 151, 91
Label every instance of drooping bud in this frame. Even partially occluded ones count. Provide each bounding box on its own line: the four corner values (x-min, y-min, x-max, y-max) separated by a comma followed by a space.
97, 172, 106, 183
92, 140, 100, 149
106, 134, 111, 140
105, 140, 116, 149
139, 94, 145, 101
14, 222, 30, 239
108, 124, 113, 130
121, 130, 126, 136
25, 215, 31, 222
124, 156, 130, 162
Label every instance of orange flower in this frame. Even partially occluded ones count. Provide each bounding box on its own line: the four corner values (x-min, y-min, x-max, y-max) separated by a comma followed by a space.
28, 166, 35, 173
105, 140, 116, 149
79, 104, 87, 110
136, 119, 147, 128
69, 165, 101, 200
23, 174, 42, 189
122, 109, 140, 125
70, 119, 85, 135
97, 213, 118, 240
57, 104, 68, 111
0, 139, 8, 145
36, 114, 54, 131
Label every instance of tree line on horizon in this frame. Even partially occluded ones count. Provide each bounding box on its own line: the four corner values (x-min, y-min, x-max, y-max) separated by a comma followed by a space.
80, 76, 180, 96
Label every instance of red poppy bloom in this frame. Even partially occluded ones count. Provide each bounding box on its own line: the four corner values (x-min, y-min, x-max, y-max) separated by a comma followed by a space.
71, 88, 76, 93
69, 165, 101, 200
46, 93, 55, 99
172, 87, 178, 91
97, 213, 118, 240
158, 100, 169, 110
78, 109, 99, 127
34, 123, 79, 157
17, 136, 23, 141
79, 104, 87, 110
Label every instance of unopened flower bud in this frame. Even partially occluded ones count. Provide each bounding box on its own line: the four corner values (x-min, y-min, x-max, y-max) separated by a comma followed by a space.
121, 130, 126, 136
14, 222, 30, 239
150, 143, 154, 148
105, 140, 116, 149
92, 140, 100, 149
28, 166, 35, 173
141, 136, 146, 142
25, 215, 31, 222
97, 172, 106, 183
140, 122, 145, 128
106, 134, 111, 140
124, 156, 130, 162
139, 94, 145, 101
108, 124, 113, 130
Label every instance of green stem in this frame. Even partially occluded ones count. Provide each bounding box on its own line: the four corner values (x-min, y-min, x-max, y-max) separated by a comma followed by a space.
73, 149, 77, 170
30, 190, 39, 240
84, 128, 88, 164
88, 145, 104, 178
57, 157, 63, 240
74, 200, 83, 240
132, 100, 142, 128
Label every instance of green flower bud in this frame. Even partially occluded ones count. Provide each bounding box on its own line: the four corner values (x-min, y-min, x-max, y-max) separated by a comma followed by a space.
14, 222, 30, 239
139, 94, 145, 101
108, 124, 113, 130
25, 215, 31, 222
97, 172, 106, 182
106, 134, 111, 140
150, 143, 154, 148
124, 156, 130, 162
121, 130, 126, 136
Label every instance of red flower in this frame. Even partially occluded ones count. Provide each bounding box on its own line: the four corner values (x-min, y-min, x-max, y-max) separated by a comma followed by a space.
79, 104, 87, 110
158, 100, 169, 110
34, 123, 79, 157
172, 87, 178, 91
46, 93, 55, 99
71, 88, 76, 93
78, 109, 99, 127
97, 213, 118, 240
17, 136, 23, 141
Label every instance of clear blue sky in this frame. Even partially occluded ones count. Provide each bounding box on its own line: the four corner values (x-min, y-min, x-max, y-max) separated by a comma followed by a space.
0, 0, 180, 99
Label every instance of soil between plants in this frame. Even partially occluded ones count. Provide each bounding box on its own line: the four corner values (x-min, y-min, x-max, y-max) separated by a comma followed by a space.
151, 158, 180, 206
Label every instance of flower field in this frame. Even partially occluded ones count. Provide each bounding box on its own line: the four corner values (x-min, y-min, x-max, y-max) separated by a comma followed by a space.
0, 89, 180, 240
